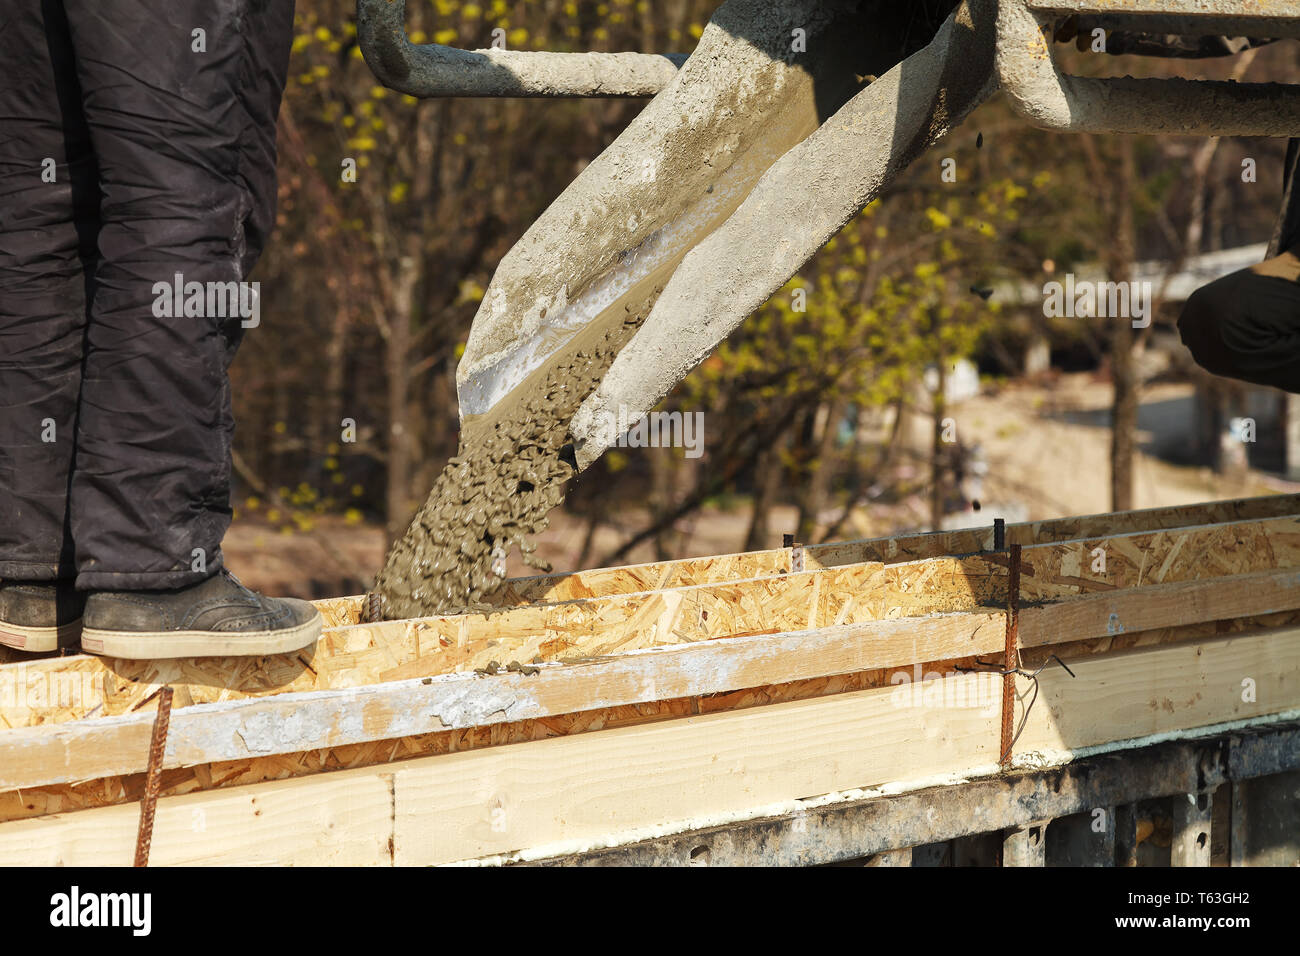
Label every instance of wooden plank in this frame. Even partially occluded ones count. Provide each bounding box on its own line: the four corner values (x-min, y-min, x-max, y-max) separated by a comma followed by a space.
0, 672, 1001, 866
271, 624, 1300, 865
0, 612, 1005, 792
7, 565, 1294, 792
1019, 567, 1300, 647
1171, 792, 1214, 867
0, 763, 395, 867
4, 511, 1299, 729
4, 626, 1297, 866
1014, 627, 1300, 756
11, 605, 1296, 821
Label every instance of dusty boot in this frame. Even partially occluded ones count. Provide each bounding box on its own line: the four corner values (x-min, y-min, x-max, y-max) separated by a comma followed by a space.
0, 581, 86, 652
80, 569, 322, 659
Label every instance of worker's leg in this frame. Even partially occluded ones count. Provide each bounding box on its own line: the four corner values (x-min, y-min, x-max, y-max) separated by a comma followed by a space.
1178, 264, 1300, 393
61, 0, 294, 589
59, 0, 321, 659
0, 0, 97, 582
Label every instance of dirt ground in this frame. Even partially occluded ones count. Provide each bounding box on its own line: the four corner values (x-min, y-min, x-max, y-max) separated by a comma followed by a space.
939, 374, 1287, 519
223, 372, 1297, 600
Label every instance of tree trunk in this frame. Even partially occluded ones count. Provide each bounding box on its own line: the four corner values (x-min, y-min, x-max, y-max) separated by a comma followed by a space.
382, 96, 437, 545
384, 254, 418, 544
796, 399, 843, 542
745, 433, 786, 551
650, 449, 676, 561
575, 509, 603, 571
1109, 140, 1138, 513
931, 354, 947, 532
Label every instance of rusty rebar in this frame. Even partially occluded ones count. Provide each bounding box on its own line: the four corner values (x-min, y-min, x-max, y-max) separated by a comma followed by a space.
360, 590, 384, 624
1000, 544, 1021, 767
134, 686, 174, 867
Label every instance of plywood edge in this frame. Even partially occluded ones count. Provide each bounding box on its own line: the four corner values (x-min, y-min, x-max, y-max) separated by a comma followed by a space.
305, 510, 1300, 661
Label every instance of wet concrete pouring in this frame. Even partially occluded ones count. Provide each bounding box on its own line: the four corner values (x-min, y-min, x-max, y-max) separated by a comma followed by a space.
371, 302, 652, 620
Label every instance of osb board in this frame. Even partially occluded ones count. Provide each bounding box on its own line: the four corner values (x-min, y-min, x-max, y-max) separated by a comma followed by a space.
7, 610, 1295, 828
211, 508, 1300, 675
5, 626, 1298, 866
0, 559, 966, 730
317, 492, 1300, 621
3, 512, 1299, 730
323, 495, 1300, 624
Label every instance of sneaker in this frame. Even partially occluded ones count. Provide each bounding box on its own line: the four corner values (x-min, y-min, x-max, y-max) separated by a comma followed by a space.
80, 569, 322, 659
0, 580, 85, 652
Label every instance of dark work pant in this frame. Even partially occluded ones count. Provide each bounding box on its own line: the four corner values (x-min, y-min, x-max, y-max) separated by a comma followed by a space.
0, 0, 294, 589
1178, 269, 1300, 394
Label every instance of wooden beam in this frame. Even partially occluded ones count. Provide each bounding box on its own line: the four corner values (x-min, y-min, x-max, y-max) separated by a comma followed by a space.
0, 612, 1006, 791
6, 576, 1294, 810
415, 626, 1300, 864
1002, 822, 1048, 867
1013, 627, 1300, 756
1019, 567, 1300, 647
4, 765, 397, 866
3, 627, 1297, 866
4, 513, 1299, 729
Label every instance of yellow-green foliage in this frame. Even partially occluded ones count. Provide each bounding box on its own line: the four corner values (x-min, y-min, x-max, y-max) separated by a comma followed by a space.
680, 176, 1027, 418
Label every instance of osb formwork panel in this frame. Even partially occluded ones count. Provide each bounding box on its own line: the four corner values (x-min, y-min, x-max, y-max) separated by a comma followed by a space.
4, 626, 1299, 866
3, 492, 1291, 667
3, 512, 1299, 730
481, 492, 1300, 606
315, 492, 1300, 623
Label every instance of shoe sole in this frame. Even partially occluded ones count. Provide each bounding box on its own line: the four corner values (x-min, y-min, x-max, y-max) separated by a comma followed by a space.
80, 610, 323, 660
0, 619, 83, 653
